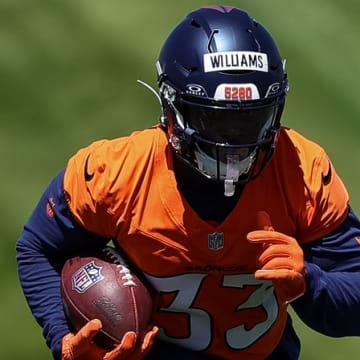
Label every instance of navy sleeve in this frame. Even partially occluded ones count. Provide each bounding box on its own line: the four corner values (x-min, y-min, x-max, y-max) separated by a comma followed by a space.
291, 207, 360, 336
16, 170, 109, 359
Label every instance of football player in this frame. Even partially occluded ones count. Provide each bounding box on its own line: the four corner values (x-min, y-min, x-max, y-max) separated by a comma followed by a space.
16, 5, 360, 360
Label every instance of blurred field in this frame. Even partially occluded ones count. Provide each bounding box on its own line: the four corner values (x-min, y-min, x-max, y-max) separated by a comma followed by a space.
1, 0, 359, 358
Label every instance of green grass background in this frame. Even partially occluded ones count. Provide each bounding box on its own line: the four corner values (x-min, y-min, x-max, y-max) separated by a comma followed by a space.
1, 0, 359, 358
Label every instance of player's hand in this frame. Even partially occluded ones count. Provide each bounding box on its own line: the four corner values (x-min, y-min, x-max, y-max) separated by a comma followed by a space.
104, 326, 159, 360
62, 320, 158, 360
247, 211, 306, 304
61, 319, 106, 360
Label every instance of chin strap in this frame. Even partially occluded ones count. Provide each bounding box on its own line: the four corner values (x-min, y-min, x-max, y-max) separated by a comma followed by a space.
136, 79, 162, 105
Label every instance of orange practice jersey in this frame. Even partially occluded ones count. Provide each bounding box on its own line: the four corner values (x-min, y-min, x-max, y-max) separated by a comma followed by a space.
64, 125, 349, 359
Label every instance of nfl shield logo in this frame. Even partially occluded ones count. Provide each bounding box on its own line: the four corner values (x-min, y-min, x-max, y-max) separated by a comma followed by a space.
208, 232, 224, 251
71, 261, 104, 293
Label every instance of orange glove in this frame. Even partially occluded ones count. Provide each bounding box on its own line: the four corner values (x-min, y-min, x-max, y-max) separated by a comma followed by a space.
104, 326, 159, 360
61, 319, 159, 360
61, 319, 106, 360
247, 211, 306, 304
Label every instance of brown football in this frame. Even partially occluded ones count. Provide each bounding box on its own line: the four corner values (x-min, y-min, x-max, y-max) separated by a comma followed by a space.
61, 246, 153, 349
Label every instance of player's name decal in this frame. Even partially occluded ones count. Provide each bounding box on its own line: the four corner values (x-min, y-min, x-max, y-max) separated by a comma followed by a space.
204, 51, 268, 73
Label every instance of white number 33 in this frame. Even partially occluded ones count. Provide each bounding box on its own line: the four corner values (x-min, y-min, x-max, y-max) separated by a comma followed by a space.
146, 273, 278, 351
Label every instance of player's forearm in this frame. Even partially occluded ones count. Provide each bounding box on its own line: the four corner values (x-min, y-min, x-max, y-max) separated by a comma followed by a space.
292, 262, 360, 336
16, 171, 110, 359
16, 228, 69, 359
291, 207, 360, 335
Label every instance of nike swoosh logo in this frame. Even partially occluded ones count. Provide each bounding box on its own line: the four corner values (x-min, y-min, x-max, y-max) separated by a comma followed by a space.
84, 154, 95, 181
322, 161, 332, 185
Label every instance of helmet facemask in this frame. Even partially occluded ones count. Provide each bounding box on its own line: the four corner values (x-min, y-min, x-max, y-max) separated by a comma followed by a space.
160, 82, 284, 196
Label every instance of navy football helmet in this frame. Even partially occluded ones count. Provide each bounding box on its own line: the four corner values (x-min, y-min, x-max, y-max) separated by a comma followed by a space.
157, 6, 288, 196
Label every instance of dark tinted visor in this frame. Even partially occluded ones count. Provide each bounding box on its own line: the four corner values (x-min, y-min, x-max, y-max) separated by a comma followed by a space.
180, 103, 277, 145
